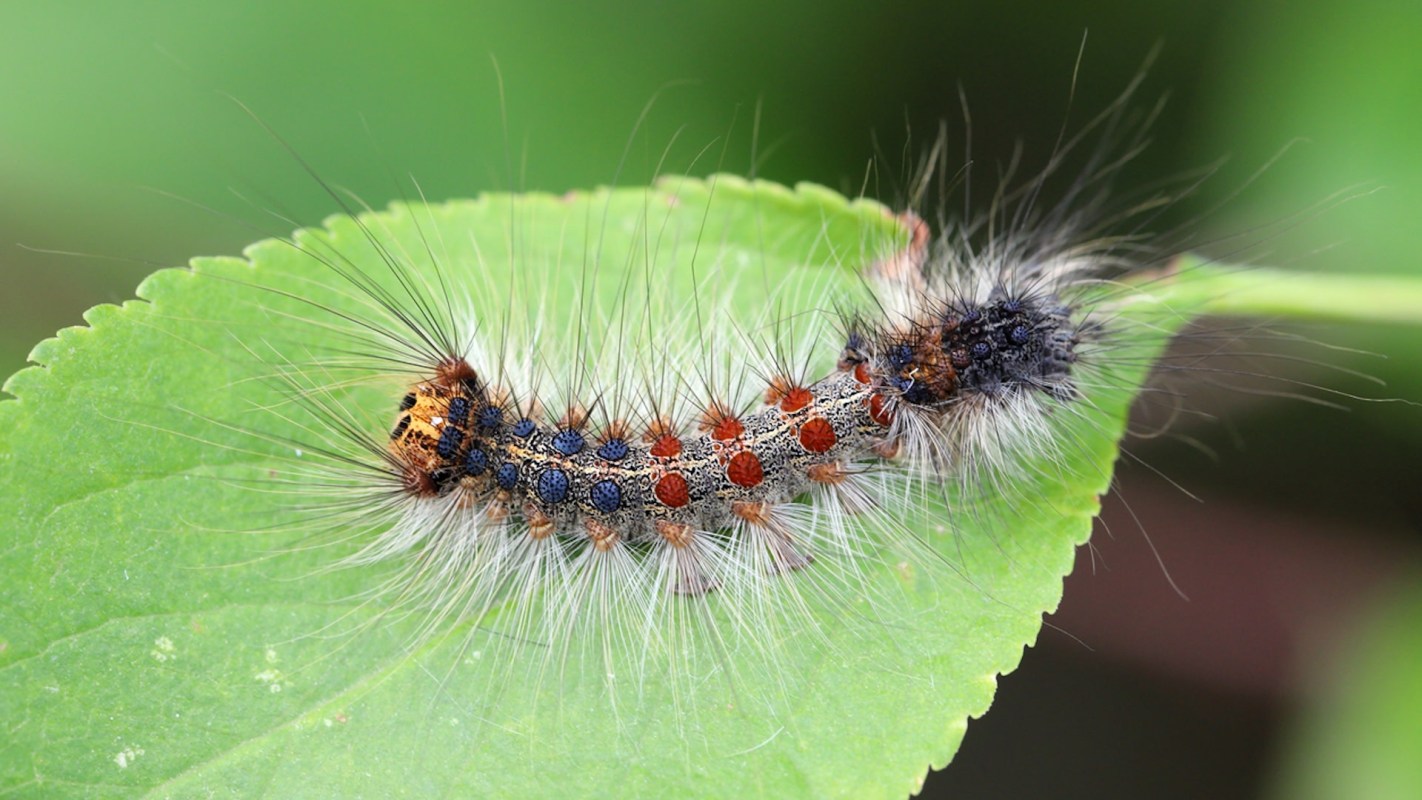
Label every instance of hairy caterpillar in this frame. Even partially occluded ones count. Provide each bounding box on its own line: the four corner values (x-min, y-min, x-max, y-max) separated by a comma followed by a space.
216, 72, 1207, 709
6, 59, 1408, 798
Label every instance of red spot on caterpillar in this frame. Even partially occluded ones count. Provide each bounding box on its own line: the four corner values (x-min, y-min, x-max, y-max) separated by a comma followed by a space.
798, 417, 836, 453
712, 417, 744, 441
853, 363, 871, 385
654, 473, 690, 507
779, 386, 813, 413
868, 394, 893, 426
650, 434, 682, 458
727, 451, 764, 487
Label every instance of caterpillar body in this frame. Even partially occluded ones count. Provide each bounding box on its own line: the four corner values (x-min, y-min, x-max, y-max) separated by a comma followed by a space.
182, 60, 1238, 721
244, 150, 1156, 712
377, 213, 1077, 598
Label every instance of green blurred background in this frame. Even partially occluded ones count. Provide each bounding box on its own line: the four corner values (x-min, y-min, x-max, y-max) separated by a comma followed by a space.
3, 1, 1419, 797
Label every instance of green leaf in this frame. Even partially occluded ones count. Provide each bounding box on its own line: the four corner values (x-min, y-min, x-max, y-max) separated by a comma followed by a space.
1, 176, 1411, 798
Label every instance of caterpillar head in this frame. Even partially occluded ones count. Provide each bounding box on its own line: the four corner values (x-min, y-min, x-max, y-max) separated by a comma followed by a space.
856, 291, 1081, 414
937, 292, 1080, 404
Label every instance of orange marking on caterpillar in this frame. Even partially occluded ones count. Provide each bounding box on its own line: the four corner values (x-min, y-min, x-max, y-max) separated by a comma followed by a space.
867, 210, 930, 289
401, 465, 438, 497
733, 501, 814, 572
526, 506, 555, 540
557, 404, 589, 430
644, 415, 676, 440
872, 439, 901, 460
585, 519, 619, 551
656, 520, 695, 549
433, 357, 478, 387
763, 375, 794, 405
600, 418, 633, 443
484, 495, 511, 523
731, 500, 772, 526
806, 461, 848, 485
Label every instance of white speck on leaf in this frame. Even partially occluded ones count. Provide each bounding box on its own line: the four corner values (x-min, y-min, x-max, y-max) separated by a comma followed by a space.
150, 636, 175, 663
112, 745, 145, 769
255, 667, 289, 693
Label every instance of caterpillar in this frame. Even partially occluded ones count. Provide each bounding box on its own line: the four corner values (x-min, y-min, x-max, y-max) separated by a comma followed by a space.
234, 80, 1182, 707
377, 224, 1078, 586
320, 200, 1090, 660
10, 58, 1403, 799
